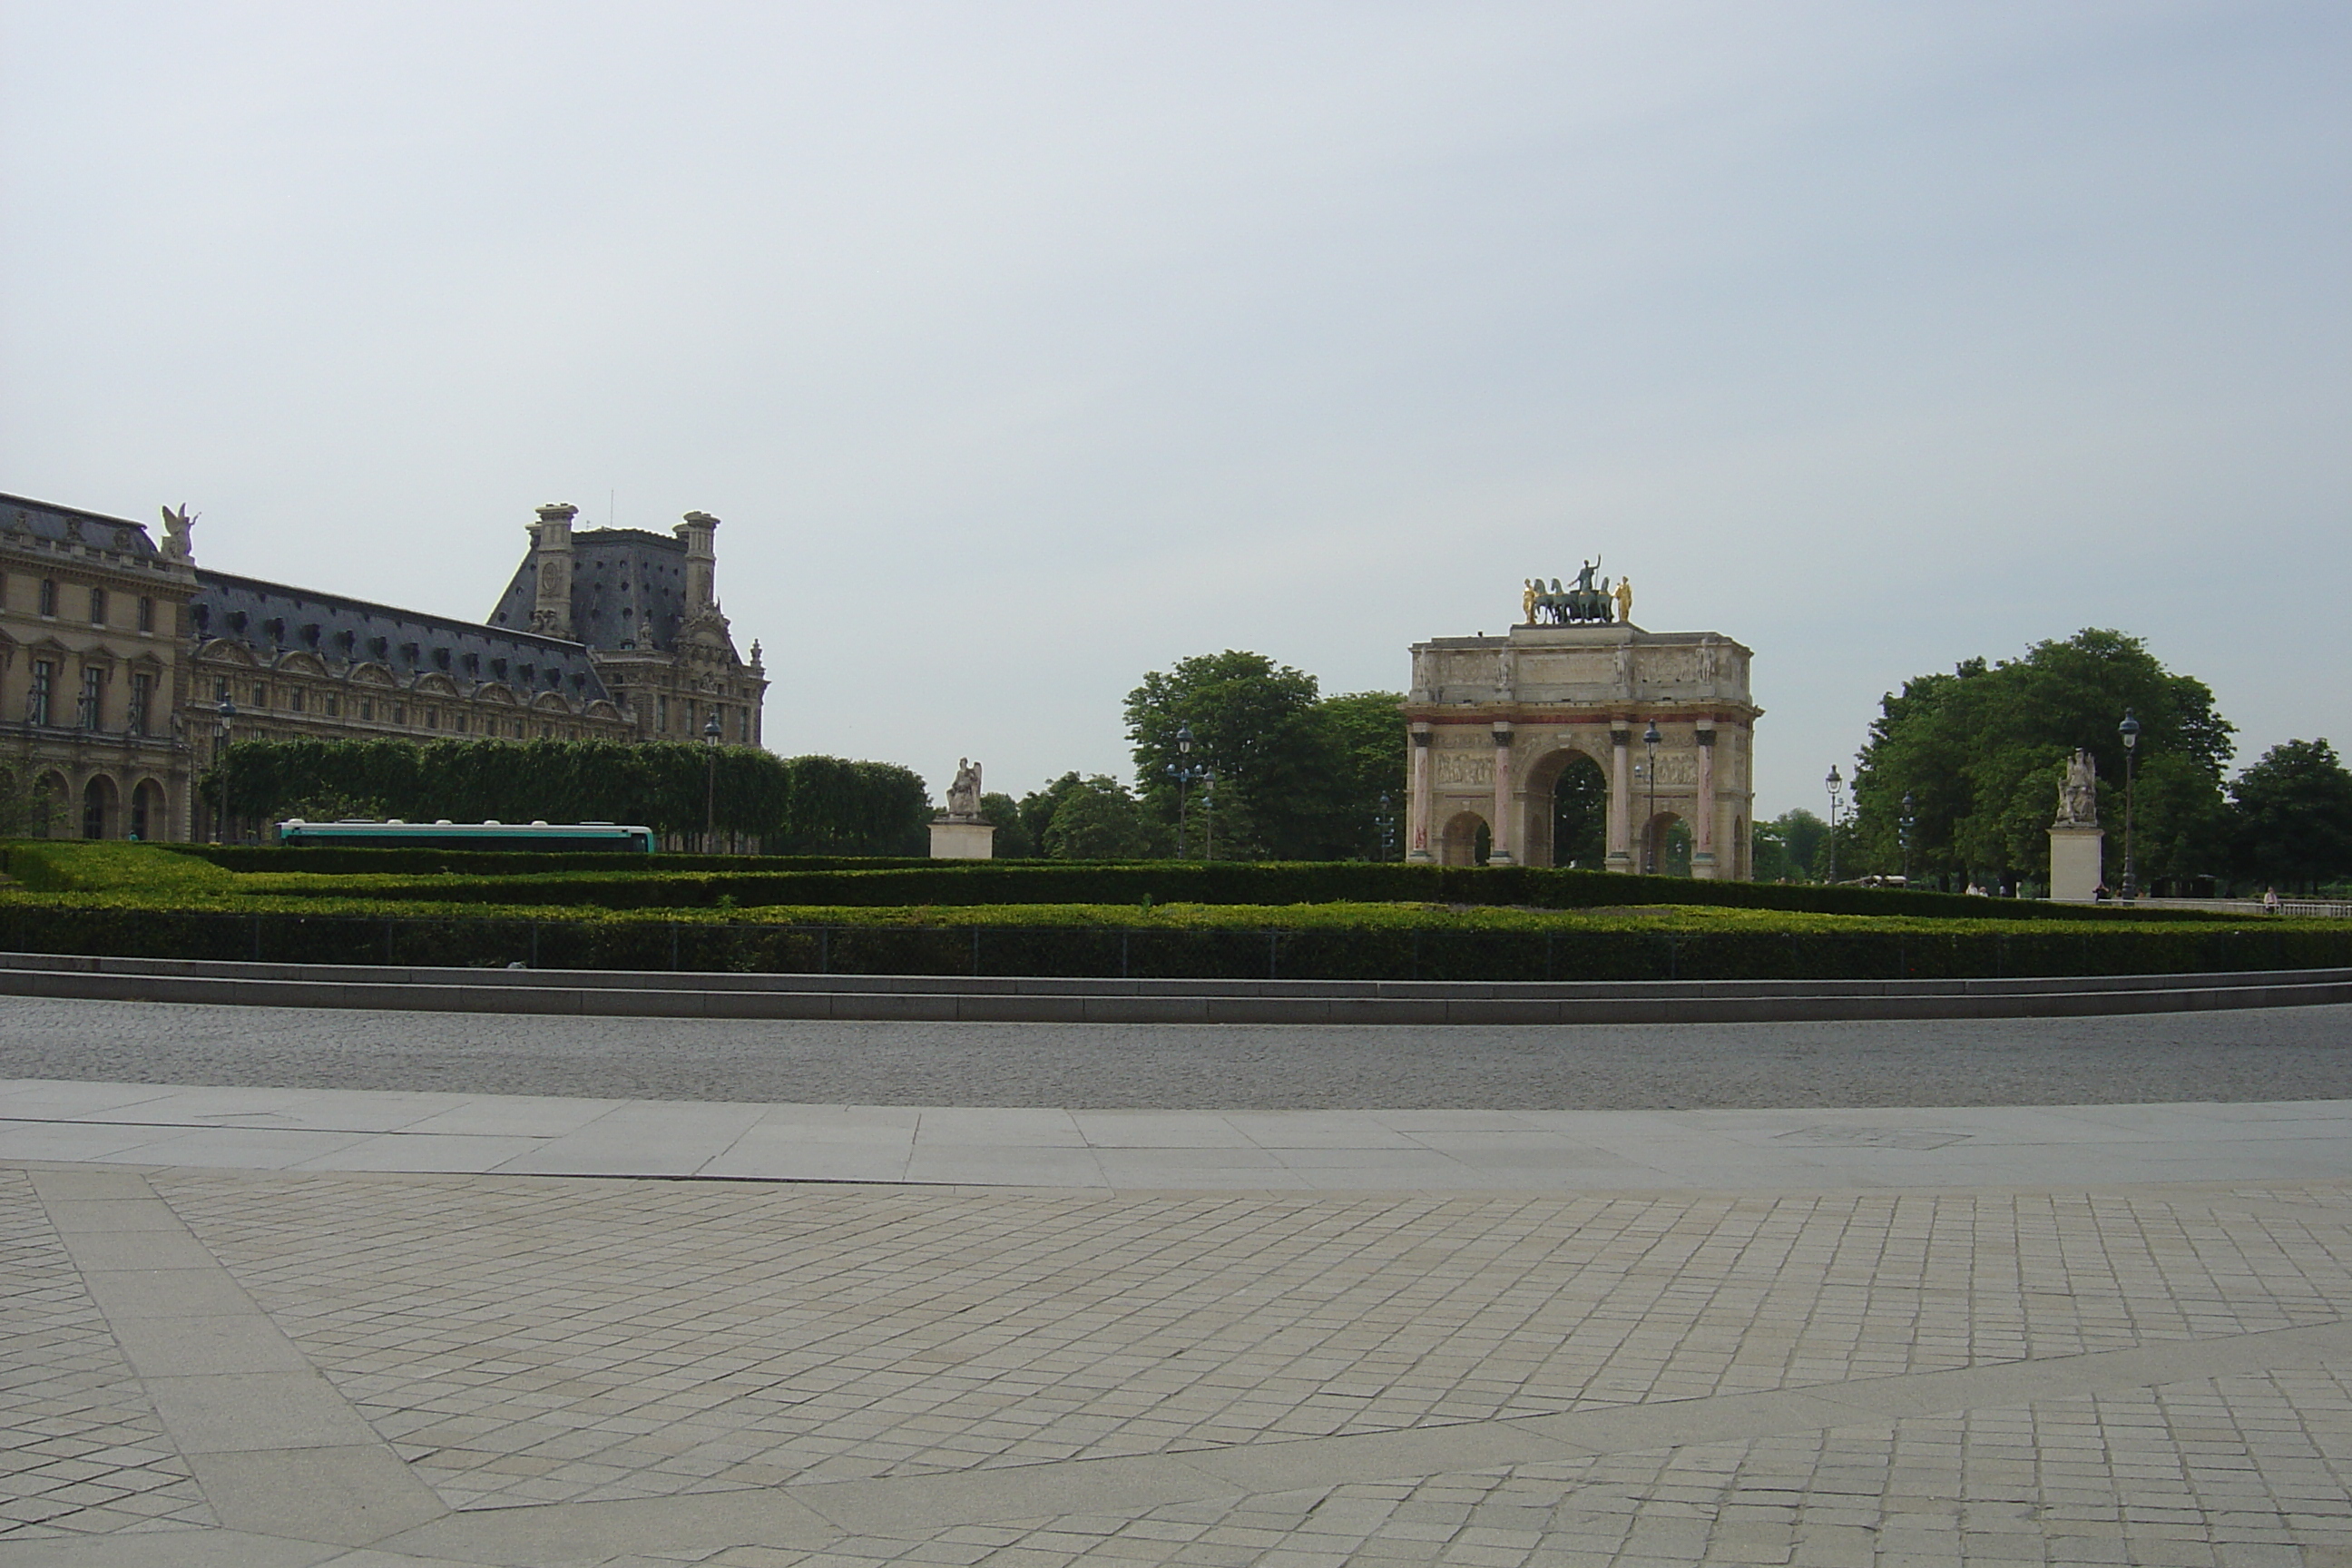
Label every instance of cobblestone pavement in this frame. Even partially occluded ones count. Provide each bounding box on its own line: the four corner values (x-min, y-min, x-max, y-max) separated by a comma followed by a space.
2, 996, 2350, 1109
3, 1159, 2349, 1565
768, 1368, 2352, 1568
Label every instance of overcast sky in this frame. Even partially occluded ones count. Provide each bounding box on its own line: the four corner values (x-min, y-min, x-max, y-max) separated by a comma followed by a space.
5, 1, 2345, 817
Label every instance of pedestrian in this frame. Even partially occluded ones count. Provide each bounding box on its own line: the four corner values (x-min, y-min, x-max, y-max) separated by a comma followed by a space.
2263, 887, 2281, 915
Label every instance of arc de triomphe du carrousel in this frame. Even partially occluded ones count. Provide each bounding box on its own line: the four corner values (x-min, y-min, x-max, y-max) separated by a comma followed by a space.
1403, 567, 1759, 877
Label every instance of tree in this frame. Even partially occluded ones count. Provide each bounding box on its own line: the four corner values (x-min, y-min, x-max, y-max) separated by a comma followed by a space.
1751, 808, 1829, 883
1849, 630, 2233, 892
1125, 652, 1409, 860
1300, 691, 1408, 859
1016, 773, 1087, 854
1039, 775, 1163, 859
978, 791, 1035, 858
1127, 652, 1323, 859
2229, 740, 2352, 894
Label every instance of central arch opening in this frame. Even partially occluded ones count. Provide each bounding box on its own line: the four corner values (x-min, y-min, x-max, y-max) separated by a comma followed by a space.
1520, 747, 1609, 869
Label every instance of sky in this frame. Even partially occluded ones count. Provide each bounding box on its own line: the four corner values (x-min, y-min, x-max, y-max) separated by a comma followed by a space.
4, 0, 2345, 818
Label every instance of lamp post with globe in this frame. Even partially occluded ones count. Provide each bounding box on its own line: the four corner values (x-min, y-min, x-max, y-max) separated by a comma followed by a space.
1900, 791, 1916, 888
2118, 710, 2141, 900
214, 696, 237, 844
1825, 766, 1843, 884
703, 710, 722, 853
1642, 720, 1661, 873
1165, 723, 1210, 858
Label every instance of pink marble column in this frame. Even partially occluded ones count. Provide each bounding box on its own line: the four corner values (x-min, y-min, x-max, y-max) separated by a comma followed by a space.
1408, 728, 1434, 860
1692, 729, 1718, 878
1606, 728, 1632, 871
1487, 725, 1514, 865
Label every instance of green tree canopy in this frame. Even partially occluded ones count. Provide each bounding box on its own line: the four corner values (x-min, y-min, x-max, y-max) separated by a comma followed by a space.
1751, 808, 1829, 884
2229, 739, 2352, 893
977, 791, 1035, 858
1038, 775, 1164, 859
1126, 650, 1323, 859
1849, 629, 2233, 891
1300, 691, 1409, 859
1124, 652, 1405, 860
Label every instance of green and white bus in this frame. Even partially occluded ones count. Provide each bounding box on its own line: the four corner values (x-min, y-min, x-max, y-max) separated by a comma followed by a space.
275, 820, 657, 853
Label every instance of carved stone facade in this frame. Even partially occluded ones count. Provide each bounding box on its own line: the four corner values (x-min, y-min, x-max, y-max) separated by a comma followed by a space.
0, 496, 199, 840
2, 491, 769, 841
1402, 623, 1760, 877
486, 505, 767, 749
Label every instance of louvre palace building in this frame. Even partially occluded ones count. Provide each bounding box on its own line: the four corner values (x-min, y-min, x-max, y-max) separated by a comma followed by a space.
0, 492, 768, 841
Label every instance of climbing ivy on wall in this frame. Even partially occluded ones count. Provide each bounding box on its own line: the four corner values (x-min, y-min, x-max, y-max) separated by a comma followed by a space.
197, 739, 934, 855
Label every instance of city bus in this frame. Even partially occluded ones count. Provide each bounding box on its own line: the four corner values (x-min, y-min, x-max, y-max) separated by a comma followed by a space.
275, 820, 657, 853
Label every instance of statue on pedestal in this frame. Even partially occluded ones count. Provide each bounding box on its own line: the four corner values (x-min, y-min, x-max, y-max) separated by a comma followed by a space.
946, 758, 984, 820
2055, 750, 2099, 826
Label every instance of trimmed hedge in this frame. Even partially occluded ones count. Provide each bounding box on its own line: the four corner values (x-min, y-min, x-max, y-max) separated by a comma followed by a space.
1, 899, 2342, 981
219, 857, 2235, 922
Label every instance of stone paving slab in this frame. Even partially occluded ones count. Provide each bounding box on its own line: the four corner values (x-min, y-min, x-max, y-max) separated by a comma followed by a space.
3, 1088, 2350, 1564
3, 1080, 2348, 1190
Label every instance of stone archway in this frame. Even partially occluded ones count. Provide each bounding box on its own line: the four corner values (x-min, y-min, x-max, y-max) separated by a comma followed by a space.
32, 772, 68, 838
1637, 810, 1693, 877
1518, 747, 1610, 870
130, 779, 166, 841
81, 775, 119, 840
1439, 809, 1490, 867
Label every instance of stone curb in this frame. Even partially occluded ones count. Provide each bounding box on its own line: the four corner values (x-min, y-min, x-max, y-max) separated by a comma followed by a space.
2, 951, 2347, 1024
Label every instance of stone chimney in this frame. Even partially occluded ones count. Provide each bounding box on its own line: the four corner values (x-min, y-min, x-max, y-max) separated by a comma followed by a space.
676, 511, 720, 613
531, 504, 576, 639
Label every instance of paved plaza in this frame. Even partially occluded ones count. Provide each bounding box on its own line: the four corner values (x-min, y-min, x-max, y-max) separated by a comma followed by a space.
2, 1002, 2349, 1565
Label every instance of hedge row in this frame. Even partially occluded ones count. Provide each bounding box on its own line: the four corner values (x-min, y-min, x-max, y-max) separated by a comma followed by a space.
224, 857, 2230, 922
4, 903, 2340, 981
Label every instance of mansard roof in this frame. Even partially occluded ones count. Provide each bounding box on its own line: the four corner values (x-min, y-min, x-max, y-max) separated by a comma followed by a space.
191, 569, 611, 705
487, 526, 699, 654
0, 493, 163, 558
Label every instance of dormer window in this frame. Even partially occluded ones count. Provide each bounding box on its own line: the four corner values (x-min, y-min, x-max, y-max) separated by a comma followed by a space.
226, 610, 248, 634
433, 648, 451, 671
368, 636, 388, 661
490, 659, 508, 681
302, 623, 322, 648
264, 617, 285, 643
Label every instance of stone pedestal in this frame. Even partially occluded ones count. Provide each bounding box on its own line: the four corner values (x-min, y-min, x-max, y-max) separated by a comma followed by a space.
929, 819, 996, 859
2048, 824, 2104, 902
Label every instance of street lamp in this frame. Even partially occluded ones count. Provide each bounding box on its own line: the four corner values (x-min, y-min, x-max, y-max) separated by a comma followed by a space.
1165, 722, 1210, 858
1825, 765, 1843, 884
214, 696, 236, 844
2118, 710, 2141, 900
1201, 771, 1217, 861
1900, 791, 1916, 888
1377, 791, 1395, 861
1642, 720, 1661, 874
703, 710, 722, 854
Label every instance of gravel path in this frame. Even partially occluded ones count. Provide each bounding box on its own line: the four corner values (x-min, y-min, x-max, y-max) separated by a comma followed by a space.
1, 995, 2348, 1109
